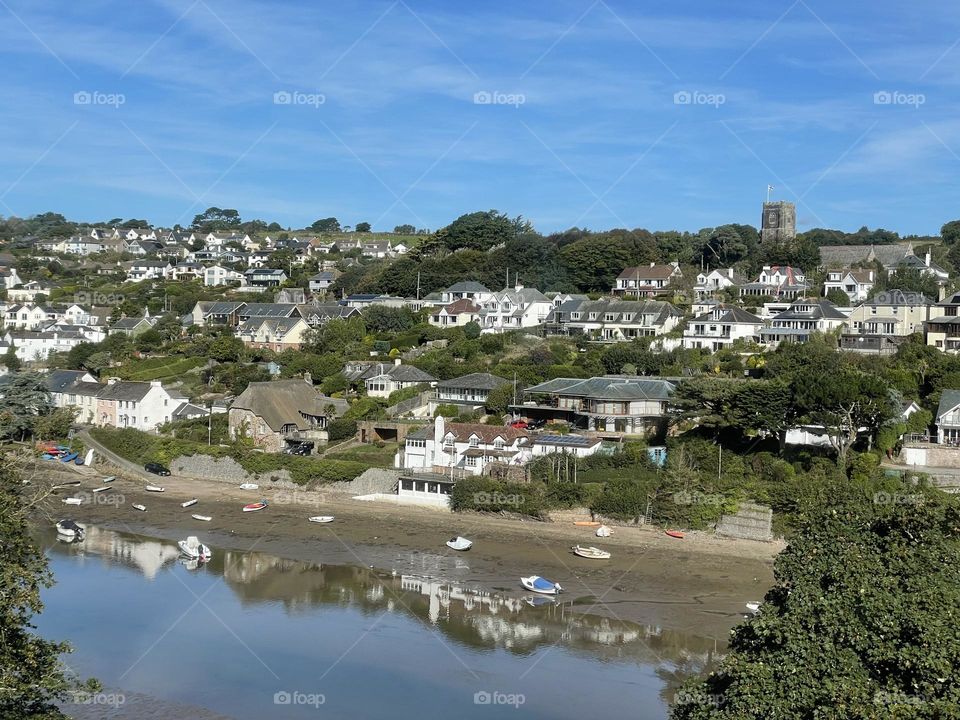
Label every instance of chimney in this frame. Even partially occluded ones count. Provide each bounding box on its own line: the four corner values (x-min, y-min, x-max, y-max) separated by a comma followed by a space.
925, 252, 931, 267
150, 380, 162, 387
394, 358, 401, 366
649, 262, 656, 268
107, 377, 119, 385
303, 371, 312, 385
939, 285, 947, 302
727, 268, 734, 279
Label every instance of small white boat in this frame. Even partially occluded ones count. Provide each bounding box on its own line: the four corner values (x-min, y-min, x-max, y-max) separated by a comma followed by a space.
145, 485, 164, 493
132, 503, 147, 512
308, 516, 335, 524
572, 545, 610, 560
177, 536, 212, 561
746, 602, 761, 614
521, 575, 562, 595
102, 476, 116, 483
92, 486, 111, 494
239, 483, 259, 490
181, 498, 198, 508
446, 536, 473, 551
595, 525, 612, 538
62, 497, 82, 505
192, 514, 212, 522
56, 520, 85, 540
52, 480, 82, 489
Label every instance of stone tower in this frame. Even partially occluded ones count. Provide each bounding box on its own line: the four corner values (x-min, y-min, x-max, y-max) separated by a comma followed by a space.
760, 201, 796, 244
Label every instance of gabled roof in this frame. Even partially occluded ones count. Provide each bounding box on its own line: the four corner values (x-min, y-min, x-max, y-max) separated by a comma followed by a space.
231, 379, 348, 431
693, 305, 764, 324
240, 303, 299, 318
441, 422, 528, 444
45, 370, 91, 393
364, 364, 437, 384
617, 264, 680, 281
937, 389, 960, 421
97, 381, 154, 402
441, 298, 480, 315
445, 281, 491, 293
437, 372, 511, 391
525, 376, 675, 401
818, 244, 911, 268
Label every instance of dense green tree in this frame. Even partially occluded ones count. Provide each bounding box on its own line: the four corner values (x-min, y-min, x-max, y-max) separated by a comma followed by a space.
355, 222, 372, 233
825, 288, 851, 306
190, 207, 241, 232
393, 224, 416, 234
433, 210, 518, 252
464, 321, 481, 339
310, 217, 341, 233
363, 306, 417, 333
208, 334, 246, 363
0, 373, 51, 440
3, 346, 21, 372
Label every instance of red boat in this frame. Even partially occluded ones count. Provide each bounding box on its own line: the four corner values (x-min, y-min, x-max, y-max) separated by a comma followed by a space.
242, 501, 268, 513
665, 530, 685, 539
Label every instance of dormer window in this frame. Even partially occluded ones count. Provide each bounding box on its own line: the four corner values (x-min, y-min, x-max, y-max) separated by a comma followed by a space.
494, 438, 504, 450
469, 436, 479, 447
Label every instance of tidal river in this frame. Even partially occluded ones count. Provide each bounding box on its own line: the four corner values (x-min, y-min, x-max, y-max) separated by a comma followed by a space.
38, 526, 725, 719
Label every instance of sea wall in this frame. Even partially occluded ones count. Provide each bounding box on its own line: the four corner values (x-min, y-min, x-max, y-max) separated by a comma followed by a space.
716, 502, 773, 542
170, 454, 298, 489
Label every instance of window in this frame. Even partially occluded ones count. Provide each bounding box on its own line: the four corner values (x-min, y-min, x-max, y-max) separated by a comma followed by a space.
466, 456, 477, 466
469, 436, 479, 447
494, 438, 504, 450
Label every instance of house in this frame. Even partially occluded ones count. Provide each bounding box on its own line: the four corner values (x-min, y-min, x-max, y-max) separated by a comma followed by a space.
397, 416, 531, 477
0, 267, 22, 290
170, 262, 204, 281
936, 390, 960, 444
682, 305, 765, 351
514, 376, 675, 435
842, 290, 939, 354
236, 316, 311, 351
479, 284, 553, 332
694, 268, 744, 297
5, 303, 52, 330
125, 260, 172, 282
440, 281, 494, 305
109, 313, 156, 337
433, 373, 511, 412
238, 303, 300, 322
228, 377, 348, 452
896, 251, 950, 283
760, 299, 848, 347
739, 265, 809, 299
95, 379, 184, 431
308, 271, 339, 293
823, 269, 876, 303
204, 265, 243, 286
296, 303, 360, 327
361, 361, 437, 398
7, 280, 54, 303
189, 301, 246, 326
613, 263, 682, 297
818, 244, 913, 272
243, 268, 287, 287
545, 298, 681, 340
429, 298, 481, 328
530, 434, 603, 458
45, 369, 100, 423
360, 240, 392, 258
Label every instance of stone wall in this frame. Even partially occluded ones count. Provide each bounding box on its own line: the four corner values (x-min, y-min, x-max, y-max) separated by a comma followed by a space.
327, 468, 402, 495
716, 502, 773, 542
901, 443, 960, 469
170, 454, 298, 489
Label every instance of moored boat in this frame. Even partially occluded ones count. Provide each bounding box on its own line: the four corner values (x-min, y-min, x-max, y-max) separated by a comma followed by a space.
61, 452, 79, 463
145, 485, 165, 493
181, 498, 198, 508
132, 503, 147, 512
446, 536, 473, 551
191, 514, 212, 522
62, 497, 82, 505
572, 545, 610, 559
239, 483, 259, 490
102, 476, 116, 483
595, 525, 612, 537
308, 515, 335, 523
665, 530, 685, 539
56, 519, 86, 540
92, 486, 111, 493
177, 536, 212, 561
520, 575, 562, 595
243, 500, 268, 512
573, 521, 601, 527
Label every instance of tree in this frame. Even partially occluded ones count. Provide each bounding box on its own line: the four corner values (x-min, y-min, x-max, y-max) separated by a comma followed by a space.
190, 207, 241, 232
310, 217, 341, 233
134, 329, 164, 353
0, 373, 51, 440
433, 210, 518, 253
672, 483, 960, 719
34, 407, 78, 440
363, 306, 417, 334
464, 321, 481, 339
941, 219, 960, 245
825, 288, 850, 306
3, 346, 21, 372
355, 222, 371, 233
484, 381, 517, 415
0, 464, 99, 717
393, 224, 416, 234
208, 335, 245, 363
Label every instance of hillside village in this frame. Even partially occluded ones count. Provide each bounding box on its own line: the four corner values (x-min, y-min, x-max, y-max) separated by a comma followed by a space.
2, 203, 960, 522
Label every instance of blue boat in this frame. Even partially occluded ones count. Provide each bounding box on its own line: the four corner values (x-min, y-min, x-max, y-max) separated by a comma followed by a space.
74, 456, 85, 465
521, 575, 563, 595
42, 453, 54, 460
61, 452, 79, 463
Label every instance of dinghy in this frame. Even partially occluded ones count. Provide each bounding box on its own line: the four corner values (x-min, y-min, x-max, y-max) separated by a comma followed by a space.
745, 602, 761, 614
239, 483, 259, 490
92, 486, 111, 494
243, 500, 268, 512
446, 536, 473, 551
181, 498, 198, 508
520, 575, 562, 595
145, 485, 165, 493
53, 480, 82, 488
572, 545, 611, 560
102, 476, 116, 483
595, 525, 612, 537
62, 497, 83, 505
74, 456, 85, 465
308, 516, 335, 524
665, 530, 685, 539
61, 452, 79, 463
132, 503, 147, 512
56, 520, 85, 540
177, 536, 212, 561
192, 514, 212, 522
573, 521, 600, 527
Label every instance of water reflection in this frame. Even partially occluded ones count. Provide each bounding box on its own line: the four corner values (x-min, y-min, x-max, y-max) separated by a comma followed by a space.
45, 525, 725, 671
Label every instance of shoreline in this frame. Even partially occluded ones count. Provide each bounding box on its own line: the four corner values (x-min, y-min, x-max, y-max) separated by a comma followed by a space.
45, 468, 784, 639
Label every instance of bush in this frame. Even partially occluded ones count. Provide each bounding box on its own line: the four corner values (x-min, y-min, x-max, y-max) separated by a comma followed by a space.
449, 477, 547, 518
327, 418, 357, 442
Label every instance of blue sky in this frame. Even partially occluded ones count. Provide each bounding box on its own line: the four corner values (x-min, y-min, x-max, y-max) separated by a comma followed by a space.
0, 0, 958, 235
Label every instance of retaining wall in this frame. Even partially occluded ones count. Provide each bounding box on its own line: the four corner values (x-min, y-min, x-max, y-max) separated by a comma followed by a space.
716, 502, 773, 542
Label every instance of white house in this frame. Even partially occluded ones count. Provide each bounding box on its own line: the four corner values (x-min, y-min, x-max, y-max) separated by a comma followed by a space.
546, 298, 681, 341
740, 265, 809, 299
0, 267, 23, 289
479, 284, 553, 333
125, 260, 172, 282
823, 269, 875, 303
440, 282, 495, 305
760, 299, 849, 346
363, 361, 437, 398
95, 379, 185, 431
682, 305, 765, 351
613, 263, 682, 297
694, 268, 744, 296
429, 299, 481, 328
397, 416, 531, 476
204, 265, 243, 287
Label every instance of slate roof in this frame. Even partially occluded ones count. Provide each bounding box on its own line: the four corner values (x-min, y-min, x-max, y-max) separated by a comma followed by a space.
437, 372, 511, 391
692, 306, 764, 324
364, 364, 437, 384
774, 299, 847, 321
45, 370, 90, 393
239, 303, 299, 319
231, 379, 348, 432
937, 389, 960, 421
524, 376, 675, 401
562, 298, 680, 325
445, 281, 491, 293
440, 421, 529, 444
818, 244, 912, 268
97, 381, 153, 402
617, 264, 680, 281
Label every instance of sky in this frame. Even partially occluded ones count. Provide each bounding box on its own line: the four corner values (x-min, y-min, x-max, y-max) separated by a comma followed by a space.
0, 0, 958, 236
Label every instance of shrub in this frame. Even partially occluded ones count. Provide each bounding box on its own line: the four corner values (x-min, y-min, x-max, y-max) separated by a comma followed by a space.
449, 477, 547, 518
326, 418, 357, 442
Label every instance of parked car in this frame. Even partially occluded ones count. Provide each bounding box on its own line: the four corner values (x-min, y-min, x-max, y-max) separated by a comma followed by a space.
510, 420, 528, 429
145, 462, 171, 476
